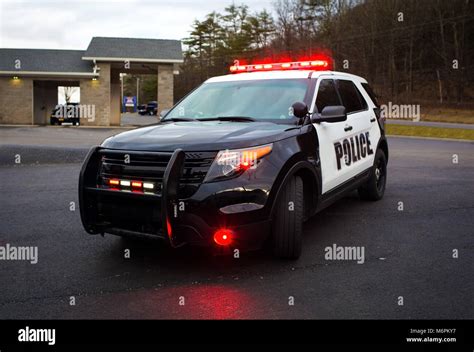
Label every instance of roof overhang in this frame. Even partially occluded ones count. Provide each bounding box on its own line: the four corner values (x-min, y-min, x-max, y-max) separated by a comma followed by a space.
81, 56, 183, 64
0, 71, 99, 78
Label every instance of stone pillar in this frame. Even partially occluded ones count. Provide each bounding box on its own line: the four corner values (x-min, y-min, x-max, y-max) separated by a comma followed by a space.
0, 77, 33, 125
80, 63, 111, 126
157, 64, 174, 112
110, 69, 121, 126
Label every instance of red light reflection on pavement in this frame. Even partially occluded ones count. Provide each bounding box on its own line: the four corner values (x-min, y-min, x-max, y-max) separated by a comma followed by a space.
127, 284, 260, 319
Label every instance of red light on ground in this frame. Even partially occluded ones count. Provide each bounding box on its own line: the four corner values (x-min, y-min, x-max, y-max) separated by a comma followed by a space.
131, 181, 143, 188
108, 179, 120, 186
214, 228, 233, 246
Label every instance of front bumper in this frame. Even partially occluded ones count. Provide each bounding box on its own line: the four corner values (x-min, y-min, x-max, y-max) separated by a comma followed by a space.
79, 147, 272, 250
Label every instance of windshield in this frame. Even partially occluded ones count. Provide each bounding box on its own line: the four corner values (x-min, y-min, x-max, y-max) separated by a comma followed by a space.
164, 79, 309, 121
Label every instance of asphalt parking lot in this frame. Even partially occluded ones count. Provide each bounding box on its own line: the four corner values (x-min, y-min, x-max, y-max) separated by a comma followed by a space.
0, 132, 472, 319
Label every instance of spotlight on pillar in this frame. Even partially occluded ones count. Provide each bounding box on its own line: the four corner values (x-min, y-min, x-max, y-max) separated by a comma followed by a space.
12, 76, 19, 80
92, 77, 98, 81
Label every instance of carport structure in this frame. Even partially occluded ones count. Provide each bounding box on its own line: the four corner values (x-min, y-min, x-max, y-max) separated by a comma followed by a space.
0, 37, 183, 126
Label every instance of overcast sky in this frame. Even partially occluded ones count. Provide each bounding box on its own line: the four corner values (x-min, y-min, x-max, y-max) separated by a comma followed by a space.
0, 0, 275, 49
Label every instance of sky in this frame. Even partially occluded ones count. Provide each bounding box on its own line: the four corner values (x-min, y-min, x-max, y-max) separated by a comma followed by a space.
0, 0, 276, 50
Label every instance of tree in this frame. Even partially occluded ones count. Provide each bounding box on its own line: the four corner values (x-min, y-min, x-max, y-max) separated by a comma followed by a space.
63, 86, 78, 103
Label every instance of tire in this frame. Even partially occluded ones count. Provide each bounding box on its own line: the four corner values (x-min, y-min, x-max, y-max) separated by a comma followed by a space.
358, 149, 387, 201
272, 175, 304, 259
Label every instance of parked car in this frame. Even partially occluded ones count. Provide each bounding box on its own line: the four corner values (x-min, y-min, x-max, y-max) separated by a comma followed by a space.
137, 104, 147, 115
50, 103, 80, 126
145, 101, 158, 115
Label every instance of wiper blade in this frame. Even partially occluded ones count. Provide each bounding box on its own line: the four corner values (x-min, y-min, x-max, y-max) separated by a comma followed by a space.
200, 116, 256, 122
163, 117, 198, 122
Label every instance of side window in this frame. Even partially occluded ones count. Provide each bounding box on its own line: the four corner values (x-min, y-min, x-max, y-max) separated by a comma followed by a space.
336, 79, 366, 113
315, 79, 341, 113
356, 87, 368, 110
361, 82, 380, 108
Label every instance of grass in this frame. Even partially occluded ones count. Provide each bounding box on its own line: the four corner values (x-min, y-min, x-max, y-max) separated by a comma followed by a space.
385, 124, 474, 141
384, 107, 473, 124
420, 107, 474, 124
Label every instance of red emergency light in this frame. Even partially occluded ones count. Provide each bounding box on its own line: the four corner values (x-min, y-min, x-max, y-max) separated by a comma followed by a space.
213, 228, 233, 246
229, 58, 331, 73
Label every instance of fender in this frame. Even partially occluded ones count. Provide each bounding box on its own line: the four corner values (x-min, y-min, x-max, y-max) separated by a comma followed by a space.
269, 159, 321, 219
376, 135, 389, 162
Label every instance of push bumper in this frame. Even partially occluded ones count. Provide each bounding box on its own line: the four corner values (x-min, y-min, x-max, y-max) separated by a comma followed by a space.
78, 147, 272, 251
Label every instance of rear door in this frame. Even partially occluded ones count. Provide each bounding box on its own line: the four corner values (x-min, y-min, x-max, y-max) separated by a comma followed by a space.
333, 77, 376, 176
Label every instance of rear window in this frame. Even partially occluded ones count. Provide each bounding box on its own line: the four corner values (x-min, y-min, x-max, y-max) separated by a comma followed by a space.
336, 80, 366, 113
361, 83, 380, 108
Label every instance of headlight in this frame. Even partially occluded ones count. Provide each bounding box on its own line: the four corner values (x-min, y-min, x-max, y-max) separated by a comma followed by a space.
204, 143, 273, 183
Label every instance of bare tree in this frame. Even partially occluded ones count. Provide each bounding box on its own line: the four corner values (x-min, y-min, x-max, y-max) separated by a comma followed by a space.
63, 87, 78, 104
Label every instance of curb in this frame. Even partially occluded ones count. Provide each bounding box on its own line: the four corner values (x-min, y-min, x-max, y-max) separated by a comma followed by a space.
386, 134, 473, 143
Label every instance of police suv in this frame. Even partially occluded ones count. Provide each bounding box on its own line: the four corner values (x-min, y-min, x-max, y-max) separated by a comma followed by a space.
79, 58, 388, 259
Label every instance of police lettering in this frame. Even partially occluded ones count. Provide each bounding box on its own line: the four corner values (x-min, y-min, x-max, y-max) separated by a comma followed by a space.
334, 132, 373, 170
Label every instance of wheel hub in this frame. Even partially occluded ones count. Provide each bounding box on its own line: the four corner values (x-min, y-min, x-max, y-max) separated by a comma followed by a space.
375, 167, 381, 181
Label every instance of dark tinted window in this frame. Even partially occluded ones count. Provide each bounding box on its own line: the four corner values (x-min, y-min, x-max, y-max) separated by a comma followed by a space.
361, 83, 380, 107
337, 80, 365, 113
315, 79, 341, 112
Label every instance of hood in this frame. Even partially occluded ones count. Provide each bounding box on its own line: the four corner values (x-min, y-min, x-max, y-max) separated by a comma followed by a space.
101, 121, 300, 151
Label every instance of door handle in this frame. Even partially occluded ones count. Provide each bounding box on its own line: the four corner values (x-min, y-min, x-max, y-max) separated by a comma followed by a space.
344, 126, 353, 132
370, 118, 376, 123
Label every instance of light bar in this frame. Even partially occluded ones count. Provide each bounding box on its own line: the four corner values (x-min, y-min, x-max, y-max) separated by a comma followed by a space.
105, 178, 156, 192
229, 59, 331, 73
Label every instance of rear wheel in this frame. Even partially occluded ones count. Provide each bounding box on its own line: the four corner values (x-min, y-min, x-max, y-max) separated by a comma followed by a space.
272, 175, 304, 259
358, 149, 387, 201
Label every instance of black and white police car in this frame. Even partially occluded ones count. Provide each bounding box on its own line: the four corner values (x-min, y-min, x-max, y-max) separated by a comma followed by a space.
79, 57, 388, 259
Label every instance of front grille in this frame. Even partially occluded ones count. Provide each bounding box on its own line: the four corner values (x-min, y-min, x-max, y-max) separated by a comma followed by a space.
97, 149, 216, 197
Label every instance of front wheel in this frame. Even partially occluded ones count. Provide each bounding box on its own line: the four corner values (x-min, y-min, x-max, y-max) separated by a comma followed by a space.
358, 149, 387, 201
272, 175, 304, 259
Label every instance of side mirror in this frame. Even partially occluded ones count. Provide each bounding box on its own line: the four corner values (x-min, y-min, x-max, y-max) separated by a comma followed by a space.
159, 109, 170, 119
314, 105, 347, 123
292, 102, 308, 119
